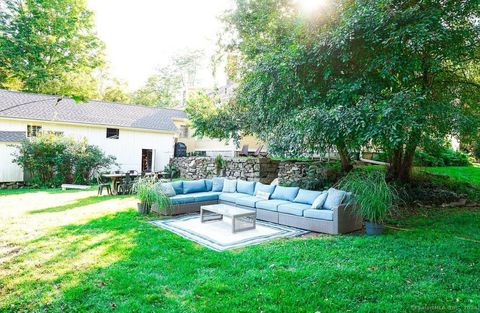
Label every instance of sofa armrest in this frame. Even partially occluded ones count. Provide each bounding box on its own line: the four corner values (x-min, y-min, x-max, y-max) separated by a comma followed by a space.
332, 203, 362, 234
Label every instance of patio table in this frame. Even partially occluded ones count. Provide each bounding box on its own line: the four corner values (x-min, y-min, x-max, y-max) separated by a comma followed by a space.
102, 173, 139, 194
200, 203, 256, 233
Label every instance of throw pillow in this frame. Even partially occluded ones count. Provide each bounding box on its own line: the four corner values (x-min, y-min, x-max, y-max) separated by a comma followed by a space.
323, 188, 347, 210
311, 192, 328, 209
222, 179, 237, 193
156, 183, 176, 197
256, 190, 271, 200
212, 177, 224, 192
270, 178, 279, 186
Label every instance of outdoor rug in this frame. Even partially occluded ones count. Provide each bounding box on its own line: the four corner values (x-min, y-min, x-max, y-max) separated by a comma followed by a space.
151, 214, 308, 251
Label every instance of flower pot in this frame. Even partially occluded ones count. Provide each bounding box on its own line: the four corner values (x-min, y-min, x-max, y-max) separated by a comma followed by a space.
365, 221, 384, 235
137, 202, 150, 214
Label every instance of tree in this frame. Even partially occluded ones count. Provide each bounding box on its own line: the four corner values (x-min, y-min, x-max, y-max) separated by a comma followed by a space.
0, 0, 105, 98
132, 50, 204, 107
188, 0, 480, 180
102, 79, 131, 103
131, 66, 182, 107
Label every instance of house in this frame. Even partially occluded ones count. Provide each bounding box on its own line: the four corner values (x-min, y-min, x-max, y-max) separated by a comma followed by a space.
0, 89, 186, 183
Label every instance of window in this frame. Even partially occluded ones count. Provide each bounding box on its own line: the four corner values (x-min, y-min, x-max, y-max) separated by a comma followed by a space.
106, 128, 119, 139
27, 125, 42, 137
179, 125, 189, 138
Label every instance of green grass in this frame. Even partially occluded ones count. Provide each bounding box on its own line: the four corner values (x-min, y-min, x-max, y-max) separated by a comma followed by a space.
421, 165, 480, 188
0, 185, 96, 196
1, 191, 479, 312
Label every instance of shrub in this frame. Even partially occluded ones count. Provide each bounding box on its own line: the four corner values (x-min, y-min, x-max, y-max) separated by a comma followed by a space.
337, 170, 397, 224
414, 148, 471, 167
163, 164, 179, 179
472, 143, 480, 162
13, 133, 116, 187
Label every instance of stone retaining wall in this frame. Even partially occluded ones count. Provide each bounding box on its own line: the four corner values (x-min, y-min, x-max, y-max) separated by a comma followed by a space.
170, 157, 279, 184
0, 181, 26, 189
277, 160, 340, 185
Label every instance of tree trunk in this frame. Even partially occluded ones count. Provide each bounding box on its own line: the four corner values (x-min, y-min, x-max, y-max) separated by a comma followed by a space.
387, 147, 403, 181
337, 144, 353, 172
387, 130, 421, 182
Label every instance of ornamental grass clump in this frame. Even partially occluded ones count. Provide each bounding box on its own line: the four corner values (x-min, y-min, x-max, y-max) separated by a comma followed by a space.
134, 177, 170, 214
338, 170, 397, 226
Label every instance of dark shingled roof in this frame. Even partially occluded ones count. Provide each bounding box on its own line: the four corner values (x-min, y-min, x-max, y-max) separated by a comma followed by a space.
0, 89, 186, 132
0, 131, 26, 142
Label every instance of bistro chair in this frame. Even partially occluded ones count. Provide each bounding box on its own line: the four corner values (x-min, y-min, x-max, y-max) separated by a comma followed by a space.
118, 173, 134, 195
96, 172, 112, 196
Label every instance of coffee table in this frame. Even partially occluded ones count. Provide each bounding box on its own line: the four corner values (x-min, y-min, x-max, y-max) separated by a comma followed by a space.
200, 204, 256, 233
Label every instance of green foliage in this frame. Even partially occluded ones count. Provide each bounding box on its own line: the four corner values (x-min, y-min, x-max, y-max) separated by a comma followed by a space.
132, 50, 204, 107
214, 154, 225, 170
163, 164, 179, 179
0, 0, 105, 98
473, 143, 480, 162
102, 79, 131, 103
12, 134, 115, 187
189, 0, 480, 180
132, 66, 182, 107
414, 148, 471, 167
134, 177, 170, 214
338, 170, 397, 224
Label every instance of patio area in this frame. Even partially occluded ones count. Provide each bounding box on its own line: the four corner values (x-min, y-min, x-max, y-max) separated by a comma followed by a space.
1, 189, 479, 312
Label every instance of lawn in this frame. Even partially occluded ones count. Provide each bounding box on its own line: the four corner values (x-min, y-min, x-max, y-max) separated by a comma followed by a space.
0, 190, 479, 312
421, 165, 480, 188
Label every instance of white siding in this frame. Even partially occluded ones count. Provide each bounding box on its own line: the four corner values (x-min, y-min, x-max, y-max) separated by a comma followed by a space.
0, 118, 175, 182
0, 143, 24, 182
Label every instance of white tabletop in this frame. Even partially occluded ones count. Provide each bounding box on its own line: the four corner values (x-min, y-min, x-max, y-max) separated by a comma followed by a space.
201, 203, 255, 217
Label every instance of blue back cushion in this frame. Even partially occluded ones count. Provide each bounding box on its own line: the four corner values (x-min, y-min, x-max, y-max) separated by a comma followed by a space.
236, 180, 256, 195
171, 181, 183, 194
294, 189, 323, 205
205, 179, 213, 191
183, 180, 207, 194
254, 182, 276, 195
211, 177, 224, 192
271, 186, 300, 202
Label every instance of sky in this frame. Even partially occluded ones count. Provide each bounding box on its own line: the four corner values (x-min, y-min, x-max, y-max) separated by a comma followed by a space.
87, 0, 234, 90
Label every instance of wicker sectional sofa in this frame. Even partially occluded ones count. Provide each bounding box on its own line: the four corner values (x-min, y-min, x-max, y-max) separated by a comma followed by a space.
156, 178, 362, 235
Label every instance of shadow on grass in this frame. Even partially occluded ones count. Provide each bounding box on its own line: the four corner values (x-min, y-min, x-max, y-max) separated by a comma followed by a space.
28, 195, 130, 214
0, 186, 97, 197
2, 207, 480, 312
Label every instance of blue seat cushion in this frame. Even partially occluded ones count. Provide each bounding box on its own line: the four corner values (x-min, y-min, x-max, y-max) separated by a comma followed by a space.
235, 195, 263, 208
236, 180, 256, 195
323, 188, 347, 210
171, 181, 183, 194
219, 192, 250, 203
294, 189, 324, 205
271, 186, 300, 202
277, 202, 311, 216
256, 200, 291, 212
303, 209, 334, 221
169, 194, 195, 205
189, 192, 221, 202
183, 180, 207, 194
205, 179, 213, 191
254, 182, 276, 196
